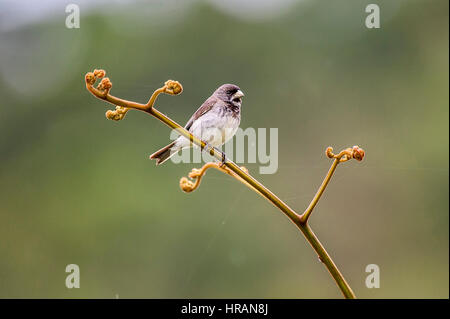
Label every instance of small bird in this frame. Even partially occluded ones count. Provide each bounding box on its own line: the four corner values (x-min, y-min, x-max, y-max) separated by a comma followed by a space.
150, 84, 244, 165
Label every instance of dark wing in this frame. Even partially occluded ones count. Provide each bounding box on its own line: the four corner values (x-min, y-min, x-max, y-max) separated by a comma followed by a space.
184, 96, 217, 131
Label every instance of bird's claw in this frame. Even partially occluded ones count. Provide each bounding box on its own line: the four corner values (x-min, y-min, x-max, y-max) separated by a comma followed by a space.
219, 152, 226, 168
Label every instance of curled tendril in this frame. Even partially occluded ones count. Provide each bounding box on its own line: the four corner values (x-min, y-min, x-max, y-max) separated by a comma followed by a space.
85, 70, 127, 121
180, 177, 196, 193
351, 146, 365, 161
180, 162, 248, 193
86, 69, 107, 86
326, 146, 365, 163
85, 69, 111, 99
164, 80, 183, 95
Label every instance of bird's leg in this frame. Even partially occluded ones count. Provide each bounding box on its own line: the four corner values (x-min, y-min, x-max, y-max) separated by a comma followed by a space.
201, 143, 226, 167
218, 149, 226, 167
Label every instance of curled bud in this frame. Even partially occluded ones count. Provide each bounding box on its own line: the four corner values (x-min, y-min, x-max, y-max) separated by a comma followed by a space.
326, 147, 334, 159
105, 110, 115, 120
105, 106, 128, 121
164, 80, 183, 95
97, 77, 112, 91
180, 177, 195, 193
325, 145, 365, 163
352, 146, 365, 161
85, 72, 96, 85
94, 69, 106, 78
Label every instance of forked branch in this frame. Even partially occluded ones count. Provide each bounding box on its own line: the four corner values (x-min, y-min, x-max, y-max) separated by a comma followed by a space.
84, 69, 365, 299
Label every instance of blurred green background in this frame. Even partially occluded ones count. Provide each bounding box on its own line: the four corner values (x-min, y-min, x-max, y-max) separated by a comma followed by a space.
0, 0, 448, 298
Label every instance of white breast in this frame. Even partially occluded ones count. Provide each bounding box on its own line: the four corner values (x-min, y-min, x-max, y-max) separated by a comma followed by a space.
190, 108, 240, 147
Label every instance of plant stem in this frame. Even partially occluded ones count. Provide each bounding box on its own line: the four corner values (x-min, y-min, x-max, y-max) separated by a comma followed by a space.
300, 158, 340, 223
297, 222, 355, 298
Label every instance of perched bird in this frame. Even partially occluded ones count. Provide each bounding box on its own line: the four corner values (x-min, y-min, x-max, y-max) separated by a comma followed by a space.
150, 84, 244, 165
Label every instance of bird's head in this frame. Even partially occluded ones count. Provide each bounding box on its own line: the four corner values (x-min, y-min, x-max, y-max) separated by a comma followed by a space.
215, 84, 244, 108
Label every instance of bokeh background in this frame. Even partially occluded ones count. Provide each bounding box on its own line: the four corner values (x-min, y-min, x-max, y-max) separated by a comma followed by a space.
0, 0, 448, 298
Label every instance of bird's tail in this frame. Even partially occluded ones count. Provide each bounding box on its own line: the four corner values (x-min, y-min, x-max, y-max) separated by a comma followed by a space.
149, 141, 177, 165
